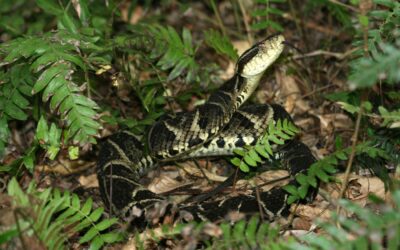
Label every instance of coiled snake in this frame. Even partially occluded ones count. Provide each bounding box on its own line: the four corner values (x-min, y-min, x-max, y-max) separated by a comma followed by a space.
97, 34, 316, 226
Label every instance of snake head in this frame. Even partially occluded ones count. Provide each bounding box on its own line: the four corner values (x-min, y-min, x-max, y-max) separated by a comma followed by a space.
236, 34, 285, 78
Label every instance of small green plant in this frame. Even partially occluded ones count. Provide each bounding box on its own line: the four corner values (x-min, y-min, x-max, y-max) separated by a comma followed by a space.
287, 190, 400, 250
204, 29, 238, 61
305, 0, 352, 28
231, 119, 299, 172
148, 25, 199, 82
283, 141, 389, 204
1, 178, 124, 250
214, 217, 282, 249
250, 0, 287, 32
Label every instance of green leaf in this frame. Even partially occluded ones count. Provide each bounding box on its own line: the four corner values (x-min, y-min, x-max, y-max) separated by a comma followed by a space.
336, 152, 348, 160
298, 184, 309, 199
182, 28, 193, 52
282, 184, 298, 196
315, 168, 330, 182
167, 58, 191, 81
245, 217, 258, 246
239, 161, 250, 172
287, 195, 299, 204
295, 173, 308, 185
321, 162, 337, 174
231, 157, 242, 167
42, 75, 67, 102
307, 174, 318, 188
244, 154, 258, 167
248, 149, 263, 163
268, 134, 284, 145
358, 15, 369, 27
36, 0, 63, 15
0, 228, 19, 245
233, 148, 246, 156
60, 11, 80, 34
100, 232, 124, 243
48, 123, 61, 146
7, 178, 29, 206
204, 29, 238, 61
4, 101, 27, 120
68, 146, 79, 160
34, 63, 69, 94
79, 218, 118, 243
255, 144, 270, 158
11, 90, 29, 109
88, 236, 104, 250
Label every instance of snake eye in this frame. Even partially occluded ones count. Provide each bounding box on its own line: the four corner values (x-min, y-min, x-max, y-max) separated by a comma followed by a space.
236, 34, 285, 78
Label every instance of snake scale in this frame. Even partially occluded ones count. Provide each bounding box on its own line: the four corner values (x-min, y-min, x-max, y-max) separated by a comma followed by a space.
97, 34, 316, 226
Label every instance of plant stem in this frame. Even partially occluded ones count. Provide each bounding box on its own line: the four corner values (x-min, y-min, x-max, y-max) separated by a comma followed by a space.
210, 0, 227, 37
336, 102, 363, 214
237, 0, 254, 44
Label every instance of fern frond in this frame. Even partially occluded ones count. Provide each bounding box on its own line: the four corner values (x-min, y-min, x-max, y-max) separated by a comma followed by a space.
216, 217, 277, 249
284, 141, 389, 204
0, 64, 35, 157
348, 0, 400, 88
287, 190, 400, 250
305, 0, 352, 27
204, 29, 238, 61
0, 31, 103, 150
231, 119, 299, 172
148, 25, 198, 82
378, 106, 400, 128
5, 178, 124, 249
250, 0, 287, 32
349, 42, 400, 88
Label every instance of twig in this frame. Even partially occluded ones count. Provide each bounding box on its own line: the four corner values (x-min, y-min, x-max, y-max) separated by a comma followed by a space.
292, 48, 358, 60
254, 178, 265, 221
336, 100, 363, 214
210, 0, 227, 37
300, 84, 336, 98
237, 0, 254, 44
191, 159, 211, 183
329, 0, 360, 13
231, 0, 243, 34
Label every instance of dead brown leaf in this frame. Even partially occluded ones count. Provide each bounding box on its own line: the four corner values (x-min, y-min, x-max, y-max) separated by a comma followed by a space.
36, 159, 95, 176
78, 173, 98, 188
148, 175, 185, 194
275, 66, 311, 114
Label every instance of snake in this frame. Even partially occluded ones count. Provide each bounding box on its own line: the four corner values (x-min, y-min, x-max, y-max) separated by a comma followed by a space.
97, 34, 316, 226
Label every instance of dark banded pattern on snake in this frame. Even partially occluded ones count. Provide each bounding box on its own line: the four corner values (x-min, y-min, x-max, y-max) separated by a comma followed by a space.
97, 34, 317, 226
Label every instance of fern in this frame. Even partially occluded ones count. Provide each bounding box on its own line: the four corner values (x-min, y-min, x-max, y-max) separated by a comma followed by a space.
284, 141, 389, 204
349, 42, 400, 88
231, 119, 299, 172
0, 64, 35, 156
251, 0, 286, 32
132, 217, 284, 249
0, 30, 103, 160
35, 116, 62, 160
204, 29, 238, 61
3, 177, 124, 249
148, 25, 198, 82
287, 190, 400, 250
378, 106, 400, 128
348, 0, 400, 88
305, 0, 352, 27
214, 217, 282, 249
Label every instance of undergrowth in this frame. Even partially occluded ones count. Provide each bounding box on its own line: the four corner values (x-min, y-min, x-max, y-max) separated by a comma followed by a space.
1, 178, 123, 249
0, 0, 399, 249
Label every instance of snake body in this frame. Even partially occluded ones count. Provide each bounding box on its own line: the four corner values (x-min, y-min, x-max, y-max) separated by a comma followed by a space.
97, 34, 316, 225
